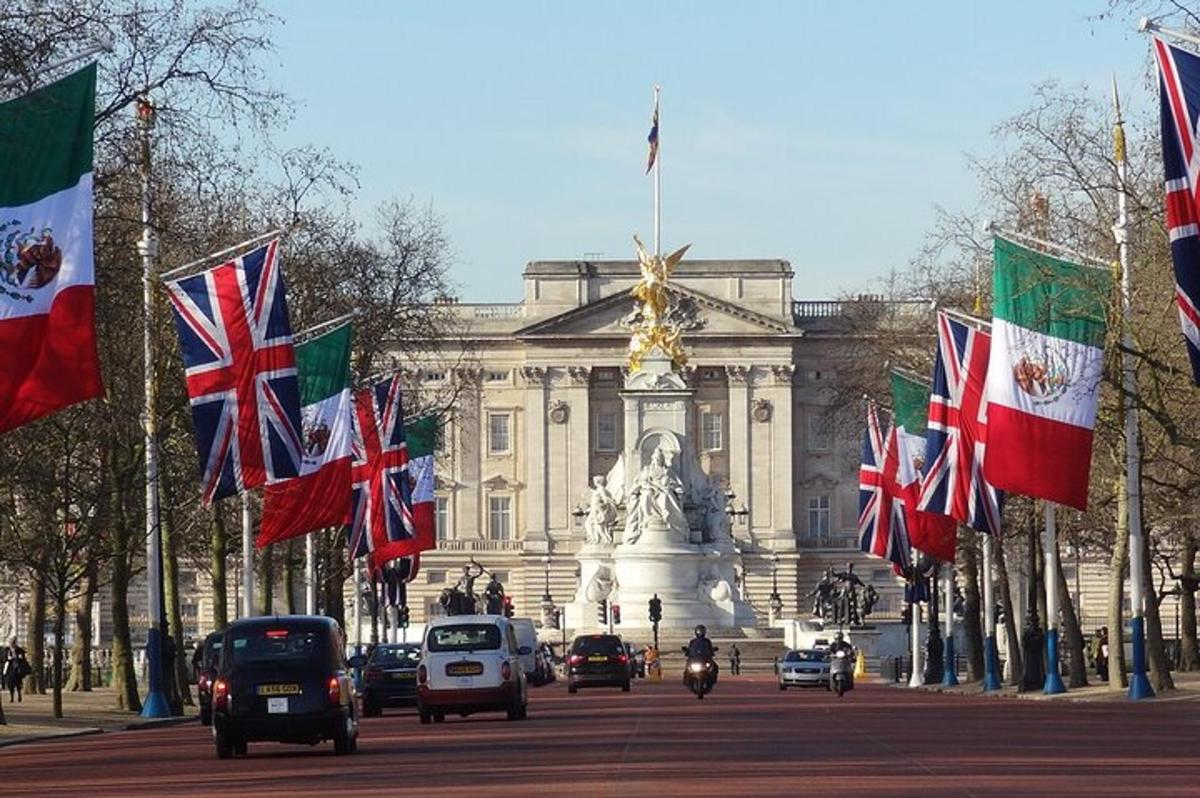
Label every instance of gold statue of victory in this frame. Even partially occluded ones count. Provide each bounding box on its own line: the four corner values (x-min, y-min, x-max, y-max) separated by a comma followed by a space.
628, 235, 691, 371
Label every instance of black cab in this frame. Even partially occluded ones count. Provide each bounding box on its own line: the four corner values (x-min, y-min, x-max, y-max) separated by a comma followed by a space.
196, 629, 224, 726
211, 615, 364, 759
566, 634, 631, 693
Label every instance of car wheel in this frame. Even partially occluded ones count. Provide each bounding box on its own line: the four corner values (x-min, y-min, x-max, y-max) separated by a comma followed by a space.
334, 724, 352, 755
214, 729, 234, 760
199, 707, 212, 726
621, 681, 631, 693
779, 684, 787, 691
433, 711, 445, 723
363, 702, 381, 718
419, 709, 432, 724
233, 740, 247, 757
567, 683, 578, 694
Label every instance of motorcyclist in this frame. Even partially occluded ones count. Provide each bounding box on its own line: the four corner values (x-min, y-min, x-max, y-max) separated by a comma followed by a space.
684, 625, 719, 685
829, 631, 853, 658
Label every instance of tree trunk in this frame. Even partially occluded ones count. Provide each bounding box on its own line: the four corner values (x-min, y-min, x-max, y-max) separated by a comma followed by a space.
1055, 541, 1088, 688
1140, 525, 1175, 691
258, 542, 274, 616
210, 505, 228, 630
959, 537, 985, 681
51, 590, 66, 719
66, 555, 98, 691
1108, 476, 1130, 690
322, 531, 345, 630
162, 512, 193, 706
25, 566, 46, 695
285, 539, 298, 614
1180, 535, 1199, 671
109, 469, 141, 713
993, 537, 1022, 685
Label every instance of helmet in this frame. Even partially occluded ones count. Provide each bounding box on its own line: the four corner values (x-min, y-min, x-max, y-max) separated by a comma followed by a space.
694, 624, 707, 638
834, 631, 844, 643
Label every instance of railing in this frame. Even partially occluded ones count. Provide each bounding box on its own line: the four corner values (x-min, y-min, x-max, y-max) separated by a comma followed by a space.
792, 300, 850, 319
437, 539, 524, 552
466, 304, 525, 319
797, 535, 860, 550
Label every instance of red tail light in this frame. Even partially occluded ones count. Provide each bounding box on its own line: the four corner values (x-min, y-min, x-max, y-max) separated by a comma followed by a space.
213, 678, 228, 711
501, 661, 513, 681
616, 654, 629, 665
364, 667, 383, 684
327, 676, 341, 706
417, 664, 428, 685
568, 654, 584, 666
198, 674, 211, 690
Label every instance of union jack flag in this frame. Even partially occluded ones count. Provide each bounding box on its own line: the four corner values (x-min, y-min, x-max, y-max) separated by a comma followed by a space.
919, 312, 1004, 535
344, 376, 425, 573
858, 401, 911, 574
165, 240, 303, 503
1153, 37, 1200, 384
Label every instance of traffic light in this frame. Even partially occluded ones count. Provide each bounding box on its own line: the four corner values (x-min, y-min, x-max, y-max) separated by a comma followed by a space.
503, 596, 515, 618
597, 598, 608, 625
648, 595, 662, 624
611, 604, 621, 625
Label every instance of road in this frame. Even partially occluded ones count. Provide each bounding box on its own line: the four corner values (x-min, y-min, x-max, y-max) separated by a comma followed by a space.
2, 675, 1197, 797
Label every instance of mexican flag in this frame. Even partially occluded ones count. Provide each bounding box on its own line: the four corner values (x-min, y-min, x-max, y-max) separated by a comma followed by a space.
405, 415, 438, 552
259, 323, 353, 546
983, 237, 1111, 511
0, 65, 102, 432
891, 370, 957, 562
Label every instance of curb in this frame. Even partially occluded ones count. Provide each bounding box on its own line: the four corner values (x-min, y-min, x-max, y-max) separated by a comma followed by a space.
123, 715, 197, 731
0, 726, 103, 750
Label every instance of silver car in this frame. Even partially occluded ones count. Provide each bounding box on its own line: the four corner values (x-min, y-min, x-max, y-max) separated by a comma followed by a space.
778, 649, 830, 689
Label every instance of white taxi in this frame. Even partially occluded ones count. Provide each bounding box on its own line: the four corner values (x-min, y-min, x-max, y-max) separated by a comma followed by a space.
417, 614, 529, 723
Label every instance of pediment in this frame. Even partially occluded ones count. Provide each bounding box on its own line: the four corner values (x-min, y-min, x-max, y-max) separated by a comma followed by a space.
514, 285, 799, 339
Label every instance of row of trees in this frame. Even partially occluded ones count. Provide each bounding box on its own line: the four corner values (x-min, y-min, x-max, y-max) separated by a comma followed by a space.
0, 0, 464, 721
833, 1, 1200, 693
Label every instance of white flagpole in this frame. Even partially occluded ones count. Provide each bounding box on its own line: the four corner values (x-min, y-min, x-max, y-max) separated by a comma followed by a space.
942, 563, 958, 686
1139, 17, 1200, 47
982, 535, 1001, 690
653, 84, 661, 258
305, 534, 316, 615
909, 548, 924, 688
1112, 76, 1153, 699
137, 96, 170, 719
1043, 504, 1066, 693
0, 36, 113, 93
242, 493, 255, 618
353, 559, 363, 651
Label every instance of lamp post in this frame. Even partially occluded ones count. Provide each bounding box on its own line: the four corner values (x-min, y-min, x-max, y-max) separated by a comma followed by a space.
768, 551, 783, 624
924, 561, 944, 685
1020, 514, 1045, 692
540, 554, 556, 632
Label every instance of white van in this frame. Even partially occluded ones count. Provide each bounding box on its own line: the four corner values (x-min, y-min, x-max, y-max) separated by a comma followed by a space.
509, 618, 538, 678
417, 614, 529, 723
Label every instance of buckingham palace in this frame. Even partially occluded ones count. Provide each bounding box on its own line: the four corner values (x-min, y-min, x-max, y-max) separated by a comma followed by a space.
404, 254, 913, 629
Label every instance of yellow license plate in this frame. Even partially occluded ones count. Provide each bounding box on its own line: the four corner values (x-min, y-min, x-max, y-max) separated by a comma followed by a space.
446, 662, 483, 677
256, 683, 301, 696
588, 655, 608, 662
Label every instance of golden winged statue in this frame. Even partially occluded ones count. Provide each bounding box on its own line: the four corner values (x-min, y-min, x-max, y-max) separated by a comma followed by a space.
628, 235, 691, 371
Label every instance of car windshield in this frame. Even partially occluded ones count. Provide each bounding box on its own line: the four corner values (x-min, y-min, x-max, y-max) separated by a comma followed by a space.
369, 645, 421, 666
784, 650, 827, 662
427, 624, 501, 653
227, 629, 327, 667
573, 636, 622, 655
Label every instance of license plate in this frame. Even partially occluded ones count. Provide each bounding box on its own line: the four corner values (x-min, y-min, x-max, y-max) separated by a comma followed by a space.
392, 672, 415, 681
267, 697, 289, 714
446, 662, 483, 677
587, 655, 607, 662
256, 683, 301, 696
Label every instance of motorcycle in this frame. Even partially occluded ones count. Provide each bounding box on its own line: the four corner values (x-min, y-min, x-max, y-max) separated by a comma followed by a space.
829, 648, 853, 697
681, 645, 719, 700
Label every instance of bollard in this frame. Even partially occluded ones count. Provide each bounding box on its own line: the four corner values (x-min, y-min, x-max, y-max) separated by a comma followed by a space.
854, 650, 867, 679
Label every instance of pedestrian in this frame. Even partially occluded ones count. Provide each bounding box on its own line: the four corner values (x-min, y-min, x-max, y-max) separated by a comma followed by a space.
5, 637, 29, 702
729, 643, 742, 676
1093, 627, 1109, 683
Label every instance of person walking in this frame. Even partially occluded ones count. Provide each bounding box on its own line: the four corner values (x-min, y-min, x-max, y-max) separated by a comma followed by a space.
1093, 627, 1109, 683
729, 643, 742, 676
5, 638, 29, 702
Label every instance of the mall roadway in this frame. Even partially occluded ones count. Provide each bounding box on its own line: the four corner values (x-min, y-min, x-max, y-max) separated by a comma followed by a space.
2, 676, 1197, 798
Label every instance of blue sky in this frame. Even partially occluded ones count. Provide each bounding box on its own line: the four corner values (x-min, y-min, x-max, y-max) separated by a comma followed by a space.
263, 1, 1154, 302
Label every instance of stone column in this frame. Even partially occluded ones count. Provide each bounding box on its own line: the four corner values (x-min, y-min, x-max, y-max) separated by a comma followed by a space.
563, 366, 591, 542
520, 366, 549, 547
726, 365, 752, 528
767, 365, 795, 546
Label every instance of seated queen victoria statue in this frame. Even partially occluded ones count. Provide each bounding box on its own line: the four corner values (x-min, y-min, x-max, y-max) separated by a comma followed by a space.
622, 446, 687, 546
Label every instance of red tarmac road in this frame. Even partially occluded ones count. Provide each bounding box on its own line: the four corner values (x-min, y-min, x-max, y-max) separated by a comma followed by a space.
1, 676, 1197, 797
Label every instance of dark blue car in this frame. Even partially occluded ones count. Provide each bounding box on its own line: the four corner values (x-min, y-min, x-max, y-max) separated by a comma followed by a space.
361, 643, 421, 716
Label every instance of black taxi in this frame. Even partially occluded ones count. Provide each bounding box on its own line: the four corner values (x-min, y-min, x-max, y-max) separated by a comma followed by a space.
211, 615, 365, 758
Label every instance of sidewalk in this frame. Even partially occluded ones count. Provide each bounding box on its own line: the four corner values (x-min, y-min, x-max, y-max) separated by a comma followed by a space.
0, 687, 196, 748
895, 668, 1200, 703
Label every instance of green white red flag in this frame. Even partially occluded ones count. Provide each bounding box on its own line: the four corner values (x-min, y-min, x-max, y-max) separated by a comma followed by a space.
0, 65, 102, 432
405, 415, 438, 551
982, 237, 1111, 511
259, 323, 353, 546
891, 370, 957, 562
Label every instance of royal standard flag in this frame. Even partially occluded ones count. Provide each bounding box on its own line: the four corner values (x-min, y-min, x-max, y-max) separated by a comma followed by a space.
0, 65, 102, 432
983, 237, 1111, 511
259, 323, 353, 546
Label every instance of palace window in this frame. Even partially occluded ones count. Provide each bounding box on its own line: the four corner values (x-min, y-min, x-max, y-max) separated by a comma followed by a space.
435, 497, 449, 541
486, 370, 509, 382
427, 570, 446, 585
488, 413, 511, 455
807, 495, 830, 539
806, 412, 830, 451
701, 411, 723, 451
488, 496, 512, 541
596, 412, 618, 452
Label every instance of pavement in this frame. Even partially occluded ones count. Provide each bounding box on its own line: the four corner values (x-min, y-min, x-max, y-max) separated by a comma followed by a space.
2, 675, 1198, 797
0, 686, 196, 746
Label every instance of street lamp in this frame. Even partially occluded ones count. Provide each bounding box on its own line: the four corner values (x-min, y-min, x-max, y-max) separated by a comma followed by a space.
540, 554, 557, 632
768, 551, 783, 624
541, 554, 552, 602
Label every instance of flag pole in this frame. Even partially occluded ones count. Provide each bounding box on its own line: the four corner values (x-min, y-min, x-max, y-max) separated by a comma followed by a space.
1139, 16, 1200, 47
242, 493, 255, 618
942, 561, 958, 686
137, 96, 170, 719
159, 228, 284, 281
653, 84, 661, 258
353, 558, 363, 651
1042, 503, 1067, 693
0, 36, 113, 94
305, 534, 317, 614
908, 548, 924, 688
982, 534, 1002, 690
1112, 76, 1154, 700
